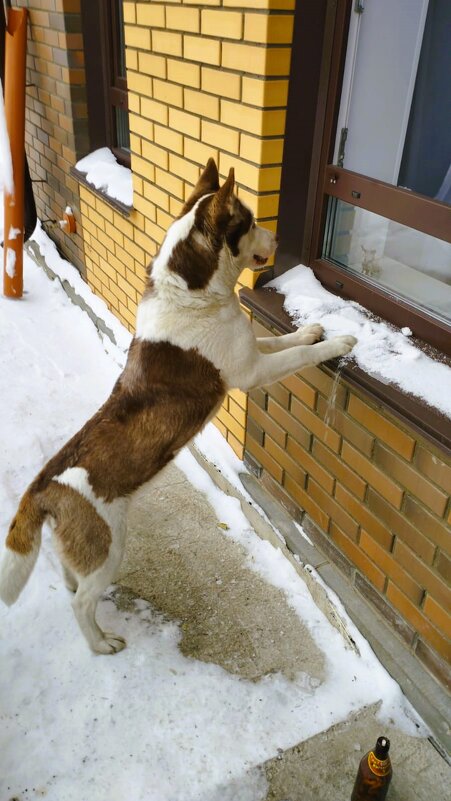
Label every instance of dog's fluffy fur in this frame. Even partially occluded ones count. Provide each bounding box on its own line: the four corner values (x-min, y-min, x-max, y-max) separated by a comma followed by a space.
0, 159, 357, 653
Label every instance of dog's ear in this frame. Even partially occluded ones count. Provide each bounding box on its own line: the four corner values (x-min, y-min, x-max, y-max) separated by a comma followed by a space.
179, 158, 220, 217
216, 168, 235, 206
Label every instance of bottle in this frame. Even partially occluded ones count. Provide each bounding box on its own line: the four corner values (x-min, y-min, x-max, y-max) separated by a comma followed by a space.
351, 736, 393, 800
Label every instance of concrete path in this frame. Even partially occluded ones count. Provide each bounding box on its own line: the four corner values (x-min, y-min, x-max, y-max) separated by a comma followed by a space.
117, 462, 449, 801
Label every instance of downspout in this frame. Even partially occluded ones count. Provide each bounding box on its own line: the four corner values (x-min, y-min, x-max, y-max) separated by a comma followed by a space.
2, 2, 36, 298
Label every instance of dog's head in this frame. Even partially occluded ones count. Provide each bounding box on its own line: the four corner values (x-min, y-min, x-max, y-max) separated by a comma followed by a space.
153, 159, 277, 292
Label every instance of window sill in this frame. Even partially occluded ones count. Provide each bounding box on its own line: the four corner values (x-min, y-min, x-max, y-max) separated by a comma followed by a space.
240, 284, 451, 455
71, 167, 133, 218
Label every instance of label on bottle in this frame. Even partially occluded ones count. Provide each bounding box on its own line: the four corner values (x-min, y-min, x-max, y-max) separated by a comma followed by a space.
368, 751, 390, 777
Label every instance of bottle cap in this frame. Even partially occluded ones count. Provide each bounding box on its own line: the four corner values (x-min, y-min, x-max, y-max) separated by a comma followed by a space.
375, 736, 390, 759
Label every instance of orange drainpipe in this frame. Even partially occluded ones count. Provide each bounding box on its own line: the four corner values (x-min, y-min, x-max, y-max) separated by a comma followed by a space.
3, 7, 28, 299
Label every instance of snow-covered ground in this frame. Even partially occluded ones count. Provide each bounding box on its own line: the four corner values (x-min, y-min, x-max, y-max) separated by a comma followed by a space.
0, 231, 427, 801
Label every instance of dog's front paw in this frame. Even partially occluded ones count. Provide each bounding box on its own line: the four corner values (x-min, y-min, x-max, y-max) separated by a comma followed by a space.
93, 633, 127, 655
297, 323, 325, 345
329, 335, 357, 358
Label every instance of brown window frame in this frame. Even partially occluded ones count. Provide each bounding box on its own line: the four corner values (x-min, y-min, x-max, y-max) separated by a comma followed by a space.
276, 0, 451, 357
81, 0, 130, 169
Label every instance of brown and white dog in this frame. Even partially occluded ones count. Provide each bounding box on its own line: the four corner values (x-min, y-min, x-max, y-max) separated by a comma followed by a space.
0, 159, 357, 654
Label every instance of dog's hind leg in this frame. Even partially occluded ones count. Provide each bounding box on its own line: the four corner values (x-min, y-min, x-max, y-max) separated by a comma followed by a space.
62, 564, 78, 593
72, 519, 127, 655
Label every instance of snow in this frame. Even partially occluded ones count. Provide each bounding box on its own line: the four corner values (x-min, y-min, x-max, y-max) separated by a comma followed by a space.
269, 265, 451, 419
5, 246, 16, 277
8, 225, 21, 241
76, 147, 133, 208
0, 80, 13, 195
0, 236, 427, 800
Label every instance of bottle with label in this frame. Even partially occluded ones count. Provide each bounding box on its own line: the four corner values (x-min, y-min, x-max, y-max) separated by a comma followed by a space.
351, 736, 393, 800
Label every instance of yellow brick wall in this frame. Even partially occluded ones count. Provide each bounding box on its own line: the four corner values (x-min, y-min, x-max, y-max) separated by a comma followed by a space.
79, 0, 295, 458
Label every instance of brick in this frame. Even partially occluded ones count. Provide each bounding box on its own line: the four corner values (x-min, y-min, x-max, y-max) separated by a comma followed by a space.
201, 119, 239, 155
355, 573, 416, 646
154, 124, 183, 154
287, 437, 335, 494
247, 418, 264, 446
184, 88, 219, 120
414, 445, 451, 493
423, 595, 451, 638
222, 42, 290, 76
167, 58, 200, 88
143, 181, 170, 212
367, 489, 436, 563
266, 381, 290, 410
386, 582, 451, 662
152, 79, 181, 107
242, 76, 289, 108
265, 435, 307, 487
169, 107, 200, 139
141, 140, 169, 170
246, 434, 283, 483
360, 531, 422, 604
282, 374, 316, 409
224, 0, 295, 6
244, 13, 294, 44
155, 168, 184, 199
201, 67, 241, 100
140, 97, 168, 125
184, 35, 221, 66
124, 25, 151, 50
342, 442, 403, 509
221, 99, 285, 137
153, 30, 182, 57
331, 523, 386, 591
316, 396, 374, 457
283, 474, 330, 533
248, 399, 286, 447
219, 152, 281, 192
374, 442, 447, 517
312, 440, 366, 501
394, 540, 451, 609
291, 397, 340, 453
267, 397, 311, 450
347, 395, 415, 461
229, 396, 246, 427
415, 639, 451, 690
168, 154, 199, 184
240, 134, 284, 165
138, 52, 167, 79
184, 136, 218, 167
249, 387, 267, 410
166, 6, 200, 32
309, 479, 359, 540
202, 9, 243, 39
136, 3, 165, 27
123, 2, 135, 23
435, 550, 451, 584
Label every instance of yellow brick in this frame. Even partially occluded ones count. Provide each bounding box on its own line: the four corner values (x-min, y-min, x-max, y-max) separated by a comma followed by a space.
101, 285, 120, 311
156, 207, 174, 231
221, 99, 286, 135
222, 41, 290, 76
141, 140, 169, 170
238, 188, 280, 218
242, 76, 288, 107
214, 419, 227, 439
133, 194, 157, 223
138, 52, 167, 79
116, 273, 137, 303
125, 48, 138, 72
143, 181, 170, 212
141, 97, 168, 125
155, 167, 184, 199
129, 113, 154, 140
170, 196, 184, 217
136, 3, 165, 27
184, 136, 219, 167
240, 134, 284, 164
145, 218, 166, 245
169, 153, 200, 184
108, 280, 128, 307
169, 107, 200, 139
128, 91, 140, 114
184, 35, 221, 66
127, 71, 152, 95
79, 185, 95, 206
220, 153, 281, 192
132, 155, 156, 182
167, 58, 200, 88
113, 212, 135, 240
132, 174, 143, 196
216, 407, 245, 442
154, 124, 184, 154
166, 7, 200, 33
225, 0, 294, 8
80, 200, 90, 217
201, 119, 239, 154
184, 88, 219, 120
105, 221, 124, 247
129, 132, 141, 156
99, 257, 118, 283
88, 208, 106, 231
201, 67, 241, 100
227, 431, 244, 459
153, 78, 183, 107
228, 388, 247, 410
184, 0, 220, 6
244, 13, 294, 44
152, 30, 182, 57
201, 10, 243, 39
124, 25, 151, 50
229, 396, 247, 427
134, 226, 155, 256
123, 2, 136, 24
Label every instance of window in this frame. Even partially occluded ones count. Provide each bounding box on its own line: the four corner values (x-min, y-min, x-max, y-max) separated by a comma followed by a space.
81, 0, 130, 167
305, 0, 451, 354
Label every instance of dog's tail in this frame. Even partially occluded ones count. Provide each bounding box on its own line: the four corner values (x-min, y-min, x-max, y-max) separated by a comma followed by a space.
0, 490, 46, 605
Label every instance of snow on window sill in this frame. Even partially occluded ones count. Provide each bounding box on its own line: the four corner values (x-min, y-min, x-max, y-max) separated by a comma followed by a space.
73, 147, 133, 216
240, 266, 451, 453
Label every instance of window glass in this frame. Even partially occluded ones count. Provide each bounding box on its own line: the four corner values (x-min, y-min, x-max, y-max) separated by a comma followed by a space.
323, 198, 451, 325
